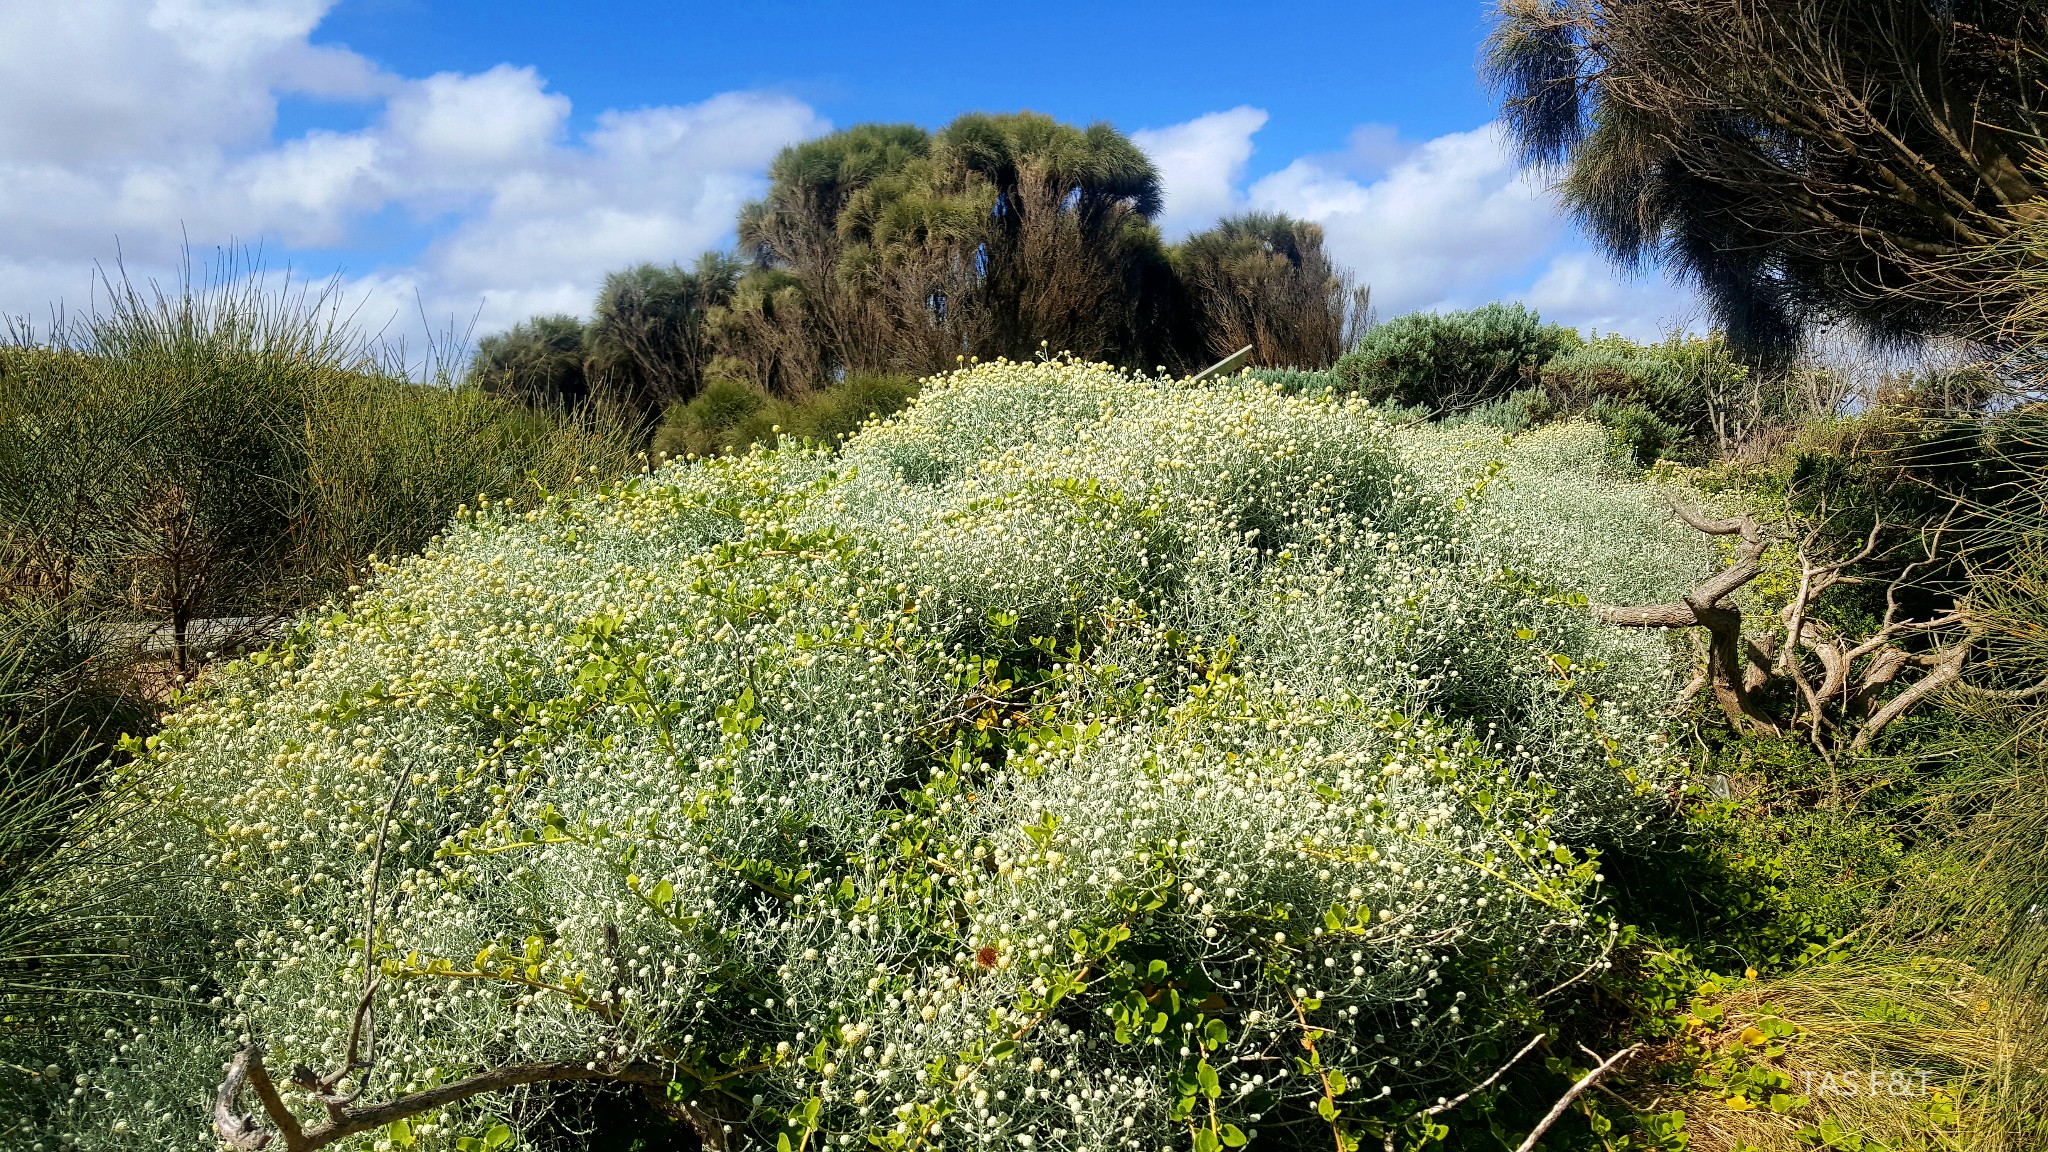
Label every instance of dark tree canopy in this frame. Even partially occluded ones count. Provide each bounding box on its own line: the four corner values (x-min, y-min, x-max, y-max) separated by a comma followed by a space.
584, 254, 742, 413
742, 112, 1187, 381
1175, 212, 1354, 368
1487, 0, 2048, 355
477, 114, 1356, 406
472, 314, 591, 409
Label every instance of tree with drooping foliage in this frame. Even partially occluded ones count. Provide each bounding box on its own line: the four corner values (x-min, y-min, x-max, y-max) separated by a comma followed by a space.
1487, 0, 2048, 354
1174, 212, 1358, 370
584, 254, 745, 416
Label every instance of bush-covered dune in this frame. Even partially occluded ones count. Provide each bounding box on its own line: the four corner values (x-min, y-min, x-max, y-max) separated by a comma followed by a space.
21, 359, 1709, 1152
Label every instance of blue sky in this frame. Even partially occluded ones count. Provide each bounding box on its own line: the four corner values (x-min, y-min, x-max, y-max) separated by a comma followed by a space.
0, 1, 1697, 352
296, 1, 1500, 161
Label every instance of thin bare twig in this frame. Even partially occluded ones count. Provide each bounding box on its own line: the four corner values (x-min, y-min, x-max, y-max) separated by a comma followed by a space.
1383, 1034, 1549, 1152
1511, 1043, 1642, 1152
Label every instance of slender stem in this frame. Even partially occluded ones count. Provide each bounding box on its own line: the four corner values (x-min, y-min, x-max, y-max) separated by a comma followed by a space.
1511, 1044, 1641, 1152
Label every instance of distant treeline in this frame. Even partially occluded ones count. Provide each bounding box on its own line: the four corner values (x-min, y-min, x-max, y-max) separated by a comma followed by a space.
472, 113, 1368, 419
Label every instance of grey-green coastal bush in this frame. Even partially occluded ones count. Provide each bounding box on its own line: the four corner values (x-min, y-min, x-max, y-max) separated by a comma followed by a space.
1334, 305, 1581, 414
19, 360, 1708, 1152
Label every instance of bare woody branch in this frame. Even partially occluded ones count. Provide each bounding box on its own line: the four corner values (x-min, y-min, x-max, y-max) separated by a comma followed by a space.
216, 1043, 732, 1152
1383, 1033, 1550, 1152
1510, 1044, 1642, 1152
1598, 497, 1779, 733
1598, 496, 1976, 753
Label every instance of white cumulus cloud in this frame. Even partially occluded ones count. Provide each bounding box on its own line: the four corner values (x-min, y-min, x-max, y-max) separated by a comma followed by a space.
0, 0, 825, 347
1135, 109, 1698, 339
1132, 106, 1268, 239
1250, 124, 1558, 316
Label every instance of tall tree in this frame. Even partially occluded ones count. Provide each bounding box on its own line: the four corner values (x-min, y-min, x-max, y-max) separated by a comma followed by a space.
742, 113, 1188, 385
1174, 212, 1352, 368
932, 112, 1179, 367
472, 315, 591, 409
1487, 0, 2048, 355
738, 123, 934, 381
585, 253, 743, 411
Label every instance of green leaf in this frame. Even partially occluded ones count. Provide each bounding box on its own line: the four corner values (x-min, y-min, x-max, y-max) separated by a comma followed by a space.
1193, 1131, 1220, 1152
1219, 1124, 1248, 1147
1317, 1094, 1338, 1121
1327, 1069, 1347, 1097
1203, 1018, 1228, 1050
483, 1124, 513, 1150
777, 1135, 793, 1152
1197, 1060, 1221, 1100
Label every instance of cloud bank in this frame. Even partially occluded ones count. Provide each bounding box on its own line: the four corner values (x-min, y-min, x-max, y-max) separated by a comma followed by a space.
1141, 112, 1699, 339
1131, 106, 1268, 240
0, 0, 824, 343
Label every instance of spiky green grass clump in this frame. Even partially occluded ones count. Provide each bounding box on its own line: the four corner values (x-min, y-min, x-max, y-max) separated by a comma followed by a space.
21, 358, 1706, 1152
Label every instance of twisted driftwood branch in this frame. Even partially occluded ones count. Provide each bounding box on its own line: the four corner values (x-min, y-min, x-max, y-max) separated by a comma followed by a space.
1598, 497, 1780, 733
1599, 495, 1975, 752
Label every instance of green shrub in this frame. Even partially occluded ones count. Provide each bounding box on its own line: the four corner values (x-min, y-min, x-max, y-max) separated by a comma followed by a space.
1242, 366, 1342, 394
1441, 388, 1556, 436
1542, 333, 1758, 459
30, 359, 1712, 1152
0, 268, 636, 660
652, 372, 920, 459
785, 372, 919, 443
1591, 400, 1684, 466
1334, 303, 1581, 413
650, 376, 775, 458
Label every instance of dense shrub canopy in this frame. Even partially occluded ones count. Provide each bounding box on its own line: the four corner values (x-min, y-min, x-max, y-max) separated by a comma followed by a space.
584, 256, 747, 416
1335, 305, 1581, 414
474, 316, 595, 410
1174, 214, 1355, 370
22, 360, 1708, 1152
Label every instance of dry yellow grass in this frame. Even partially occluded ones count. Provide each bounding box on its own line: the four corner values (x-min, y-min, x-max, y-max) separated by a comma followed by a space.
1657, 959, 2045, 1152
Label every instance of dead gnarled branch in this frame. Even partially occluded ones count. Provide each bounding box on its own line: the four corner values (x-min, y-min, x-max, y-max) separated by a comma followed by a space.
1511, 1044, 1642, 1152
1598, 497, 1780, 734
215, 1043, 729, 1152
1599, 495, 1976, 754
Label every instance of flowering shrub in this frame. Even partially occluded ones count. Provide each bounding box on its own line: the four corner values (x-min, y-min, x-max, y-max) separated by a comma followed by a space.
18, 359, 1707, 1152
